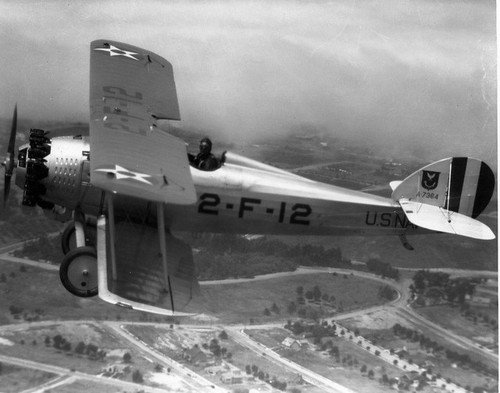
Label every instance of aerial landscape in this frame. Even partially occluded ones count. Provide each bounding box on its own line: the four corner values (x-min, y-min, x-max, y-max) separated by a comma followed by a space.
0, 121, 497, 393
0, 1, 496, 393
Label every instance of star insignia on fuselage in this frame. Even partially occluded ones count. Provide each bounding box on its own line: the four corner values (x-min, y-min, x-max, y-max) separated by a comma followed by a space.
95, 165, 154, 185
94, 44, 140, 61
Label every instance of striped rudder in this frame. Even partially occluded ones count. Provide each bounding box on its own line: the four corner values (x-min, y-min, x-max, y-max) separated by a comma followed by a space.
392, 157, 495, 219
391, 157, 495, 240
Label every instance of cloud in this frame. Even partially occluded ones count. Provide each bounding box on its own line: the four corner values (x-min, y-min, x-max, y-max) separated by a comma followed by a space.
0, 0, 496, 165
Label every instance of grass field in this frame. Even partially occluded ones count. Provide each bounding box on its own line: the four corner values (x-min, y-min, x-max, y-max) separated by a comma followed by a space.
415, 305, 498, 348
0, 323, 153, 377
0, 364, 56, 393
196, 273, 390, 324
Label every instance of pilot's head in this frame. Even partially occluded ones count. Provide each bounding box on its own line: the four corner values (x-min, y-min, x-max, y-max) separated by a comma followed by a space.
199, 137, 212, 155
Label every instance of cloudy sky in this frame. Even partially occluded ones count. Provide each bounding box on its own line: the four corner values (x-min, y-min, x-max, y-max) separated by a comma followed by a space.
0, 0, 496, 165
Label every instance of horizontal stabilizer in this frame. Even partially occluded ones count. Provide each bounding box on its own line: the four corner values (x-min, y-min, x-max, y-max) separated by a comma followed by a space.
399, 199, 495, 240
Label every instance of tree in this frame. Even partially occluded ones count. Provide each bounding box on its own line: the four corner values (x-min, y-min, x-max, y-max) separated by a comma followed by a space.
52, 335, 64, 349
296, 286, 304, 296
313, 285, 322, 301
218, 330, 228, 340
123, 352, 132, 363
210, 338, 221, 357
86, 343, 98, 357
245, 365, 251, 374
271, 303, 280, 314
287, 301, 297, 314
75, 342, 86, 355
263, 308, 271, 316
132, 369, 144, 383
368, 369, 374, 379
360, 364, 367, 373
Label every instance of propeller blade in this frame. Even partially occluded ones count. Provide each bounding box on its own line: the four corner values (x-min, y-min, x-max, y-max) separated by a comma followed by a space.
3, 104, 17, 207
8, 104, 17, 157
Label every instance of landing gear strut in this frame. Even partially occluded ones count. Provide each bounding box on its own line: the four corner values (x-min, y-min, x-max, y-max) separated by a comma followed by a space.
61, 219, 97, 255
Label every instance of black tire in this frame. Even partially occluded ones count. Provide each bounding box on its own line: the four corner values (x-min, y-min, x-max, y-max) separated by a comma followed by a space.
59, 246, 98, 297
61, 221, 97, 255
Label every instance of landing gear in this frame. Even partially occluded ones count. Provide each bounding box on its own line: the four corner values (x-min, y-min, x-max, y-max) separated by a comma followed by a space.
61, 219, 97, 255
60, 212, 98, 297
59, 246, 98, 297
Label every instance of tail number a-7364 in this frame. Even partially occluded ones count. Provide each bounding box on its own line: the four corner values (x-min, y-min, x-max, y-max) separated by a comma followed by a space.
198, 193, 311, 225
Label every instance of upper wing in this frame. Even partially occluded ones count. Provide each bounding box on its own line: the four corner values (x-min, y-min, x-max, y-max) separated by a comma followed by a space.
89, 39, 196, 204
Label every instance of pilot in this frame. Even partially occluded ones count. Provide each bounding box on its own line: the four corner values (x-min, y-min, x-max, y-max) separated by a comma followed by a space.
189, 137, 219, 171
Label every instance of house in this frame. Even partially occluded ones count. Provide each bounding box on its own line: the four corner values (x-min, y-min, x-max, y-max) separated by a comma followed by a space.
470, 295, 492, 306
221, 370, 244, 384
205, 364, 228, 375
101, 364, 130, 377
282, 337, 301, 351
183, 345, 208, 366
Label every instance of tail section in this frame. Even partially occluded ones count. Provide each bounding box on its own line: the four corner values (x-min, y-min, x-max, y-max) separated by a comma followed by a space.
392, 157, 495, 240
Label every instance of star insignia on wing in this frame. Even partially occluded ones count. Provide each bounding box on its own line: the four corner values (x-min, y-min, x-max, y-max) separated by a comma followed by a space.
95, 165, 154, 185
94, 44, 141, 61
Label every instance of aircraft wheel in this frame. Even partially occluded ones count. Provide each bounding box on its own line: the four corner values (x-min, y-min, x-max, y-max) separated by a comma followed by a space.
59, 246, 98, 297
61, 221, 97, 255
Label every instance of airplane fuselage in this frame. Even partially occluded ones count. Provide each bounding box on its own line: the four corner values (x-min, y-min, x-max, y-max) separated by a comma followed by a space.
15, 135, 419, 237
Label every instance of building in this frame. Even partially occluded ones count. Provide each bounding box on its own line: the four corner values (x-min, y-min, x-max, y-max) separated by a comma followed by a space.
221, 370, 244, 384
183, 345, 208, 366
282, 337, 302, 351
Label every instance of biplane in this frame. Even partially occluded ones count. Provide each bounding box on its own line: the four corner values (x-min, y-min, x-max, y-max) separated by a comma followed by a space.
1, 40, 495, 315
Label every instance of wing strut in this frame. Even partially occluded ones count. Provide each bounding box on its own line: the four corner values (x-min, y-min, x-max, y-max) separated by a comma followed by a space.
157, 202, 175, 313
107, 193, 118, 280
